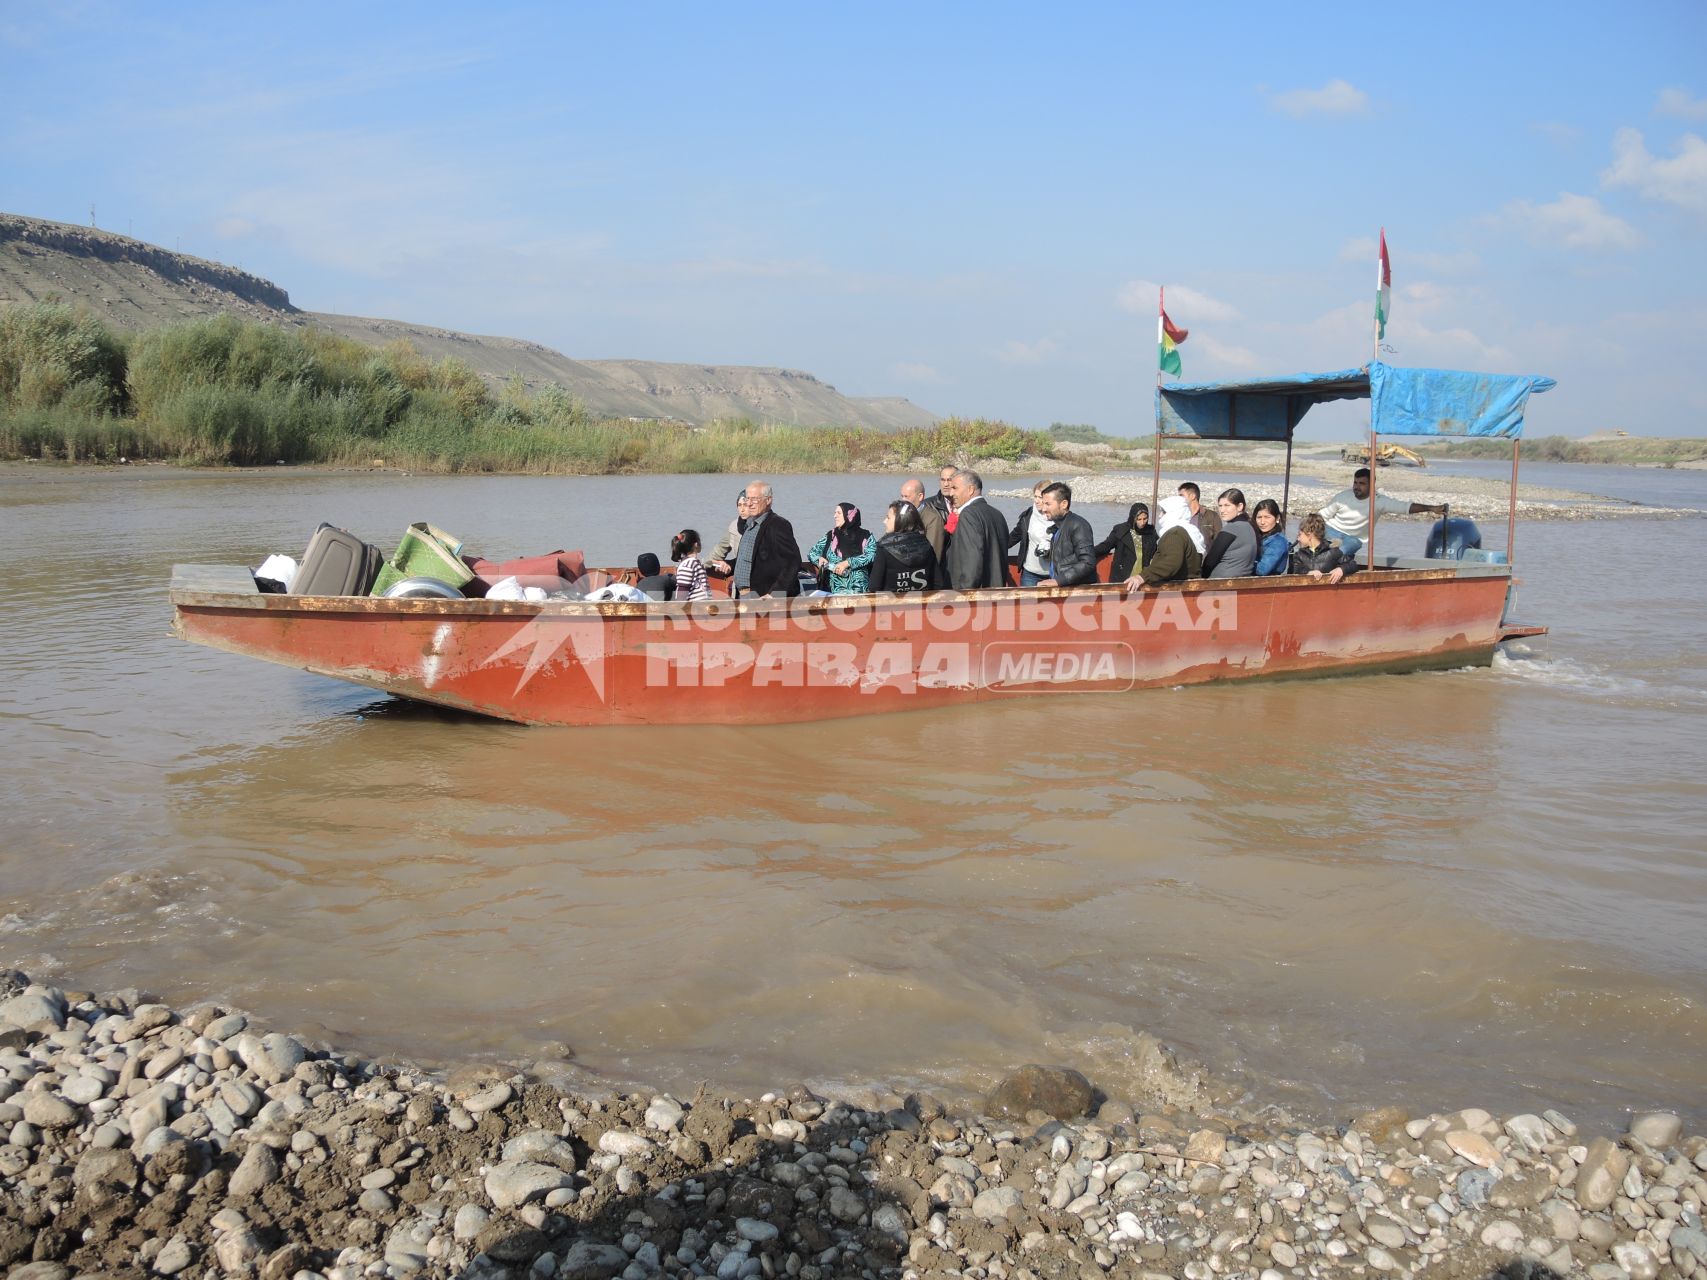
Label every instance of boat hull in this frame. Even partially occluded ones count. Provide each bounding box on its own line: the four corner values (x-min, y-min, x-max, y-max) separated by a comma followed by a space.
171, 563, 1524, 726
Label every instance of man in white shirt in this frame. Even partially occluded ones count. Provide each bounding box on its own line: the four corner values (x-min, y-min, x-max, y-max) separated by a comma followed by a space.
1317, 467, 1446, 557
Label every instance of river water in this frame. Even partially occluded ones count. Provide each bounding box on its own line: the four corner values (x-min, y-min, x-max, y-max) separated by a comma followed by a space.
3, 462, 1704, 1129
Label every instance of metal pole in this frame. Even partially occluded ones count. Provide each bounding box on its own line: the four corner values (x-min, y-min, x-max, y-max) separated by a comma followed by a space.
1281, 425, 1295, 522
1367, 431, 1378, 569
1507, 438, 1520, 563
1151, 428, 1162, 516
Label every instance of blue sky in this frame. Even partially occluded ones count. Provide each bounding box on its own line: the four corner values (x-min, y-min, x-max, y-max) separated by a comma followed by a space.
4, 1, 1705, 437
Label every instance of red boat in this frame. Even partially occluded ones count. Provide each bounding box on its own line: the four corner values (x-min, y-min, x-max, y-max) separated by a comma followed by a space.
170, 362, 1553, 727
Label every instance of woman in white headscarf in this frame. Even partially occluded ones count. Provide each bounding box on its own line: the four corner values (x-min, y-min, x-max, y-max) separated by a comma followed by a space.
1128, 494, 1205, 589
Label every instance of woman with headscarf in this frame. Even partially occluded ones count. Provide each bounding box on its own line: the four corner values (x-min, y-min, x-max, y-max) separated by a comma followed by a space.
1128, 494, 1205, 589
806, 502, 876, 594
1093, 501, 1157, 582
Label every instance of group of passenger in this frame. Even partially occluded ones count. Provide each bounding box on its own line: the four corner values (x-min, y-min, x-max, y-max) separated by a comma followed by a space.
635, 465, 1445, 600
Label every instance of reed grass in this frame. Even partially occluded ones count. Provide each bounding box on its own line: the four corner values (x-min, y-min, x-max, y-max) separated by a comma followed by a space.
0, 305, 1064, 473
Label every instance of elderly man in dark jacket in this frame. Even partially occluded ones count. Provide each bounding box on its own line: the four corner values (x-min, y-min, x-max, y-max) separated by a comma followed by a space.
733, 480, 804, 597
943, 469, 1010, 590
1033, 482, 1097, 587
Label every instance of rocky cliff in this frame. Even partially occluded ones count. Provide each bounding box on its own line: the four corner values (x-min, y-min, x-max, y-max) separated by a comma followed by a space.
0, 213, 936, 430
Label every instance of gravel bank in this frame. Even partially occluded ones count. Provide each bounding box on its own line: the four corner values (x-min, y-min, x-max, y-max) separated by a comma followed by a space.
3, 972, 1704, 1280
992, 473, 1702, 523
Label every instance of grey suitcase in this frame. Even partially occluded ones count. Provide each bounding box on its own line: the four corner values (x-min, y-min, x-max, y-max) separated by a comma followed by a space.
290, 523, 383, 596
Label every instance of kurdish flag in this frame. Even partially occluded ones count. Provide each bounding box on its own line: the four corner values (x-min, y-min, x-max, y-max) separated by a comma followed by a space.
1375, 228, 1391, 340
1158, 287, 1188, 376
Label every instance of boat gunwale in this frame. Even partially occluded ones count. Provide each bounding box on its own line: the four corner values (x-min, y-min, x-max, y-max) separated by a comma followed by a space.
170, 561, 1512, 620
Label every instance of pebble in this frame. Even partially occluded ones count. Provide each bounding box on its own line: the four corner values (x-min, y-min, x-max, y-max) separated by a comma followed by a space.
462, 1082, 513, 1115
1503, 1113, 1551, 1151
485, 1160, 573, 1209
972, 1185, 1023, 1220
1630, 1112, 1683, 1149
153, 1237, 196, 1275
453, 1204, 489, 1240
21, 1092, 79, 1129
735, 1218, 779, 1243
599, 1130, 654, 1158
203, 1012, 247, 1041
645, 1097, 685, 1131
1446, 1129, 1501, 1169
228, 1142, 281, 1197
1270, 1242, 1298, 1267
1578, 1137, 1632, 1211
236, 1031, 307, 1083
1613, 1241, 1660, 1280
1480, 1220, 1523, 1252
503, 1130, 579, 1171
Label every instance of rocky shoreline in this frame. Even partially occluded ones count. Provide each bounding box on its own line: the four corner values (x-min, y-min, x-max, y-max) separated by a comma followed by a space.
3, 972, 1704, 1280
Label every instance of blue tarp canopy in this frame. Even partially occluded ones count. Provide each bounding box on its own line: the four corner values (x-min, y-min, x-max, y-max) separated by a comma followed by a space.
1156, 361, 1556, 442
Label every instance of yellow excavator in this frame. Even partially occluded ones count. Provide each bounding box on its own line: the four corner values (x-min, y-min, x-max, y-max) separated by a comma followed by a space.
1340, 442, 1427, 467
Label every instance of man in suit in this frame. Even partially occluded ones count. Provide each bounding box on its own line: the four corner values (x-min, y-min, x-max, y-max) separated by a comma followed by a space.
943, 469, 1011, 590
900, 478, 945, 564
927, 464, 957, 523
733, 480, 804, 597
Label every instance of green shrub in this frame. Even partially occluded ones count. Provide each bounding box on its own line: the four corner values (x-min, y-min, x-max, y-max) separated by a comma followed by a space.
0, 304, 127, 412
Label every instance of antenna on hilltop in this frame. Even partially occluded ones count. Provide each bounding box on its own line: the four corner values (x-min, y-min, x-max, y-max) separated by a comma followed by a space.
89, 205, 96, 228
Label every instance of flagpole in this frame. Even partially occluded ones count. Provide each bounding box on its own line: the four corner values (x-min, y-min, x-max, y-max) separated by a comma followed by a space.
1372, 226, 1383, 366
1153, 286, 1163, 515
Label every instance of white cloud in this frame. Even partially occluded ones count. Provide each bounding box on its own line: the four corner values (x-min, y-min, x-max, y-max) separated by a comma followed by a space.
1656, 88, 1707, 121
1198, 336, 1262, 369
1496, 192, 1642, 251
1268, 79, 1369, 118
996, 338, 1060, 365
1116, 280, 1239, 322
1337, 235, 1377, 263
1601, 127, 1707, 218
892, 361, 944, 384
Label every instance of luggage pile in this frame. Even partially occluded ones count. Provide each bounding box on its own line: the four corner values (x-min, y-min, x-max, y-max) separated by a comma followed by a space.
253, 522, 626, 600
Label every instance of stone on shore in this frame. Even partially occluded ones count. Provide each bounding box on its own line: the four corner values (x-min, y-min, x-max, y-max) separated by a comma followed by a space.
1577, 1136, 1631, 1211
985, 1064, 1095, 1120
1629, 1111, 1683, 1149
485, 1160, 573, 1210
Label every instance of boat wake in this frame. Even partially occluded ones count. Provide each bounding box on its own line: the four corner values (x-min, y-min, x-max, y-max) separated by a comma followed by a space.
1491, 647, 1707, 708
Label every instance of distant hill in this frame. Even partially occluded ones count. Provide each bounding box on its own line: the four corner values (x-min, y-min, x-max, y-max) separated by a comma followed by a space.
0, 212, 937, 431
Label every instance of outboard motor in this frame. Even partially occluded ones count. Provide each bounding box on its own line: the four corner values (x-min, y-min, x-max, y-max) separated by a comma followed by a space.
1424, 514, 1483, 560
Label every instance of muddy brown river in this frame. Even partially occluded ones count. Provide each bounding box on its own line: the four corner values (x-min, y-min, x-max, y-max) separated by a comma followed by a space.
3, 463, 1704, 1129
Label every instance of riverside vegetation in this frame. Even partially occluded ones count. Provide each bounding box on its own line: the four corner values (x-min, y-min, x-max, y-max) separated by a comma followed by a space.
3, 971, 1705, 1280
0, 306, 1057, 475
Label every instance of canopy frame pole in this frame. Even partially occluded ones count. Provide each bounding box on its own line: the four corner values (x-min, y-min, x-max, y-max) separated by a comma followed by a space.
1151, 381, 1163, 517
1367, 430, 1379, 568
1281, 401, 1297, 523
1507, 437, 1520, 562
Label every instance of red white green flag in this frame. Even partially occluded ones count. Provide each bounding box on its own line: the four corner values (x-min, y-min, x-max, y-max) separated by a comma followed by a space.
1158, 287, 1188, 376
1375, 229, 1391, 341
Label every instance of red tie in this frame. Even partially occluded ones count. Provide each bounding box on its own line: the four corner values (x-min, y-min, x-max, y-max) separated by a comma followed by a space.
945, 510, 959, 534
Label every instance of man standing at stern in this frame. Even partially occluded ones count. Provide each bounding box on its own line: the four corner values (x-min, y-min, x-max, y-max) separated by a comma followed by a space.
1316, 467, 1447, 558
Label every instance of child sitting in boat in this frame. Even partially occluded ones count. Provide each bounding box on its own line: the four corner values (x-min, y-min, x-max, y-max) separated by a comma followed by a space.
671, 530, 712, 602
1289, 513, 1357, 583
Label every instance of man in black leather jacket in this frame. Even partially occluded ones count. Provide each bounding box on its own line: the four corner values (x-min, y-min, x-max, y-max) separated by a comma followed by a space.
1034, 482, 1097, 587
